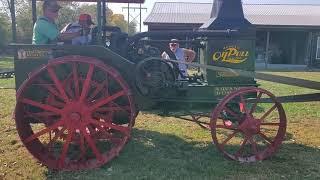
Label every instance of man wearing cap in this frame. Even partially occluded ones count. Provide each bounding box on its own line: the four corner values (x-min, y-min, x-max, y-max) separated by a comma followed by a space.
161, 39, 196, 79
61, 14, 95, 45
32, 0, 81, 44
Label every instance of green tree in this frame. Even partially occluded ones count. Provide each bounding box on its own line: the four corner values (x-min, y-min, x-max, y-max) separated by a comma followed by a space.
109, 14, 127, 32
56, 2, 79, 29
76, 4, 98, 23
0, 12, 10, 49
15, 1, 33, 42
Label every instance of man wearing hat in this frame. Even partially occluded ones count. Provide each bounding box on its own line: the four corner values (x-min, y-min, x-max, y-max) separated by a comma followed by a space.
32, 0, 81, 44
161, 39, 196, 79
61, 14, 95, 45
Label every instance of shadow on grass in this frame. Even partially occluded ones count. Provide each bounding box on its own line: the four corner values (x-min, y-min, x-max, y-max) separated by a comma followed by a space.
46, 129, 320, 180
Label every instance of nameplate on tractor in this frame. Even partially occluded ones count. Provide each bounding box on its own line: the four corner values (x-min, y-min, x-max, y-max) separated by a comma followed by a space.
17, 49, 53, 60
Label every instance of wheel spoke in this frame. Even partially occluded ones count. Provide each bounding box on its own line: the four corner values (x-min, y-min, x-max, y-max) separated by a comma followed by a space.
58, 128, 75, 168
260, 104, 277, 121
24, 119, 65, 144
25, 111, 58, 124
87, 125, 97, 136
249, 92, 263, 114
92, 123, 106, 134
257, 132, 273, 144
37, 79, 65, 101
26, 111, 57, 118
235, 137, 248, 158
47, 127, 67, 151
221, 131, 238, 147
47, 66, 69, 102
88, 80, 107, 102
111, 102, 131, 112
90, 90, 126, 111
261, 123, 280, 126
79, 132, 86, 160
72, 62, 80, 99
95, 106, 130, 113
80, 64, 95, 102
64, 78, 75, 100
48, 98, 65, 108
21, 98, 61, 115
89, 123, 122, 144
81, 126, 103, 162
223, 106, 241, 120
216, 124, 237, 131
89, 119, 130, 136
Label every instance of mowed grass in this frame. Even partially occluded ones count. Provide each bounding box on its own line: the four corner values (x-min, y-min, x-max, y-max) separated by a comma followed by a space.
0, 57, 14, 69
0, 58, 319, 179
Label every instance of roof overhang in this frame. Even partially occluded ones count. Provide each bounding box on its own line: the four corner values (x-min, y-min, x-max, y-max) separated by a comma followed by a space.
144, 2, 320, 28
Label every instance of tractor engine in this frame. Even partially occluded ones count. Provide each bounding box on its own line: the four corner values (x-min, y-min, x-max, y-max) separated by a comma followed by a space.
200, 0, 256, 86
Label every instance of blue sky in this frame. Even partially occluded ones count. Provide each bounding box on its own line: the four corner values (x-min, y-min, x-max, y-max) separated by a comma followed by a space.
107, 0, 320, 31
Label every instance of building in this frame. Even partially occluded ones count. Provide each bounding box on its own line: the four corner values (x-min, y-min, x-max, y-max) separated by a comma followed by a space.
144, 2, 320, 68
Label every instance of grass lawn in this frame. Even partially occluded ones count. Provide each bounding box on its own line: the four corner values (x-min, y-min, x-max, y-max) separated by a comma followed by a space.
0, 58, 319, 179
0, 56, 14, 69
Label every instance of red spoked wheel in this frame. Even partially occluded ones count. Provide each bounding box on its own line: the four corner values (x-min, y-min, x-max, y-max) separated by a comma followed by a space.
210, 87, 286, 162
15, 56, 136, 170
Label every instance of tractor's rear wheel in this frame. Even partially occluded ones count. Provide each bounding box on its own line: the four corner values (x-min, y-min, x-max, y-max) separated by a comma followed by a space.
15, 56, 136, 170
210, 87, 286, 162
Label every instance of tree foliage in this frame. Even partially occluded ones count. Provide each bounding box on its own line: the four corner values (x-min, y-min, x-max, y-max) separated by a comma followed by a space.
0, 12, 11, 48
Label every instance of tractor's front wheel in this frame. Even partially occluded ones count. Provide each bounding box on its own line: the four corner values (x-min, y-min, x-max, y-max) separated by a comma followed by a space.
15, 56, 136, 170
210, 87, 287, 162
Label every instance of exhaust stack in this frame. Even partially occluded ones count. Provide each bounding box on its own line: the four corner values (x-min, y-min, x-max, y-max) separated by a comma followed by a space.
201, 0, 252, 30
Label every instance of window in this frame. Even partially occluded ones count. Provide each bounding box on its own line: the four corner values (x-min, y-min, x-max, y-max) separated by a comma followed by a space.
317, 36, 320, 59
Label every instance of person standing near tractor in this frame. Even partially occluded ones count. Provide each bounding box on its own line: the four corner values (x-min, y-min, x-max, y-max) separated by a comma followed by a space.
32, 0, 81, 44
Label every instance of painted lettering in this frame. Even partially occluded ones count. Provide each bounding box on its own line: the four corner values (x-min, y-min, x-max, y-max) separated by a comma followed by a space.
212, 46, 249, 64
215, 87, 240, 96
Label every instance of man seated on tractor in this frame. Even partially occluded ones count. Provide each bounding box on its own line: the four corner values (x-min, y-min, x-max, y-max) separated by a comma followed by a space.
161, 39, 196, 79
32, 0, 81, 44
60, 14, 95, 45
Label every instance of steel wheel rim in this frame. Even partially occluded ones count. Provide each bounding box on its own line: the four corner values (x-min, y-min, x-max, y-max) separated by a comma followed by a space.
15, 56, 136, 170
210, 87, 287, 162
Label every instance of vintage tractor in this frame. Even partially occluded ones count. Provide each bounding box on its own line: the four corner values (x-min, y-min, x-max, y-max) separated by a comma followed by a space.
11, 0, 317, 171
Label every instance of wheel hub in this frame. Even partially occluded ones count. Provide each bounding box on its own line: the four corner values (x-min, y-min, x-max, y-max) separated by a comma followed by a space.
70, 112, 81, 121
239, 114, 261, 136
63, 101, 90, 126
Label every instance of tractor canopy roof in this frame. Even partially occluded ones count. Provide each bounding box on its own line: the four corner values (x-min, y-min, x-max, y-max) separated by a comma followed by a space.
34, 0, 145, 3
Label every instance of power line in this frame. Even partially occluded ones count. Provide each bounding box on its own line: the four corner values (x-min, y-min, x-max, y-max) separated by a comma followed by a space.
122, 4, 147, 32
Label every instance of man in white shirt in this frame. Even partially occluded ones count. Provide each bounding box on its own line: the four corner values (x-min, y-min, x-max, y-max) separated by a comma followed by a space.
161, 39, 196, 79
